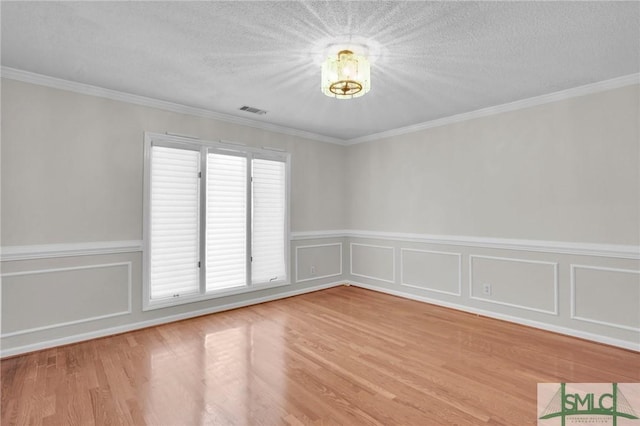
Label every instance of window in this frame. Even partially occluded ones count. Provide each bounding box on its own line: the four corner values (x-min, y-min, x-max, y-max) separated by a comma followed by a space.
143, 133, 290, 309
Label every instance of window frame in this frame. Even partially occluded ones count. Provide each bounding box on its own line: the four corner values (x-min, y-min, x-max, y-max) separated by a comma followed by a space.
143, 132, 291, 311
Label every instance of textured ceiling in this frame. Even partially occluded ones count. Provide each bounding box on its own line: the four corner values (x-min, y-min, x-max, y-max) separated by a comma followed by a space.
2, 1, 639, 141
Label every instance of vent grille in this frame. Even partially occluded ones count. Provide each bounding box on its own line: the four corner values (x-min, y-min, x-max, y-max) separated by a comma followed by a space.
239, 105, 267, 115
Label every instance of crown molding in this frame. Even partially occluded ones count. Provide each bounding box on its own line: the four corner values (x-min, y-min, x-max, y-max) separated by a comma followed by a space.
346, 73, 640, 145
0, 67, 346, 146
3, 67, 637, 147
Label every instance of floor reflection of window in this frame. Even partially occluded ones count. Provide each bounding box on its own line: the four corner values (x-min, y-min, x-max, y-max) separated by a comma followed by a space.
142, 317, 286, 424
147, 340, 205, 425
204, 320, 285, 424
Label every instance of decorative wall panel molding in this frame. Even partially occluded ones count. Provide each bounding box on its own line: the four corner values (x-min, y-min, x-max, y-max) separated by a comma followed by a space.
469, 255, 559, 315
1, 262, 132, 337
350, 243, 395, 283
570, 264, 640, 332
400, 248, 462, 296
295, 243, 343, 283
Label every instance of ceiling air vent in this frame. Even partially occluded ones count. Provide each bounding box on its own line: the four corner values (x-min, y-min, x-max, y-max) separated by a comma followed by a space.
239, 105, 267, 115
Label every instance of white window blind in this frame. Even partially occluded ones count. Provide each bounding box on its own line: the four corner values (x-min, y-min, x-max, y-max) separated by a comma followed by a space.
251, 158, 286, 284
206, 152, 247, 291
149, 146, 200, 300
144, 133, 290, 310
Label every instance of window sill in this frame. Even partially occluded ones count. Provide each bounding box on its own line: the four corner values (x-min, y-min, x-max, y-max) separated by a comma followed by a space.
143, 280, 291, 311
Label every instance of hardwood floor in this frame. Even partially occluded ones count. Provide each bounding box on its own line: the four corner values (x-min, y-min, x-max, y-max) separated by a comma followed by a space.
2, 286, 638, 425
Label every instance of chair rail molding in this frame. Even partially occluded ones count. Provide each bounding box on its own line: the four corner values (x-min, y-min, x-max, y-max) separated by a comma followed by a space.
1, 240, 144, 261
3, 232, 636, 262
291, 230, 639, 259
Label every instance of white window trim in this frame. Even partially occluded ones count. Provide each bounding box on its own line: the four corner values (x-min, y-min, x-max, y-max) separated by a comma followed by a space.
142, 132, 291, 311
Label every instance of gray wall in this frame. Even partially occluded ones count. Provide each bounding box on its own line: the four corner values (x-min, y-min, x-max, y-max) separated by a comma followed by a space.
346, 85, 639, 245
343, 84, 640, 349
2, 77, 639, 355
0, 78, 347, 356
1, 79, 346, 245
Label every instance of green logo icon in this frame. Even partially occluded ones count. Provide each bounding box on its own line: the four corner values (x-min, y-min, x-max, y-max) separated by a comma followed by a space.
539, 383, 639, 426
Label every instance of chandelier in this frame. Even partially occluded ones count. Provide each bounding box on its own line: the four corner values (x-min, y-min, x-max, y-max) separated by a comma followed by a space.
321, 49, 371, 99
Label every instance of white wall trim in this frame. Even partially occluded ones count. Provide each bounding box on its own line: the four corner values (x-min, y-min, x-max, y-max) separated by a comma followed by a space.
570, 264, 640, 332
4, 67, 636, 147
291, 230, 349, 240
1, 262, 133, 338
346, 73, 640, 144
3, 232, 637, 262
336, 229, 638, 259
0, 280, 344, 358
469, 255, 559, 316
1, 240, 143, 261
400, 248, 462, 297
347, 280, 639, 352
349, 243, 396, 284
295, 243, 343, 283
0, 67, 344, 146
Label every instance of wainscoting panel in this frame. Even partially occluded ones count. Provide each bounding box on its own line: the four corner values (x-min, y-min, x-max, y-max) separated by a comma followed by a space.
400, 249, 461, 296
350, 243, 395, 283
469, 255, 558, 315
1, 262, 132, 337
571, 265, 640, 332
2, 232, 638, 355
295, 243, 343, 283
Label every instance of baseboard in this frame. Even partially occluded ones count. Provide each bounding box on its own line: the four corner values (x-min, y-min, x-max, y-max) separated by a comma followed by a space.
0, 281, 343, 358
347, 280, 640, 352
3, 279, 637, 357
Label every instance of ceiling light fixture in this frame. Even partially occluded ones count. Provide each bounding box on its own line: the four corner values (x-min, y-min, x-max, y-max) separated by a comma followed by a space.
321, 49, 371, 99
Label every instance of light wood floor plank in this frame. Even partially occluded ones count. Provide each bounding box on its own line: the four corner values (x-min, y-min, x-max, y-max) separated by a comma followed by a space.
2, 286, 638, 425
